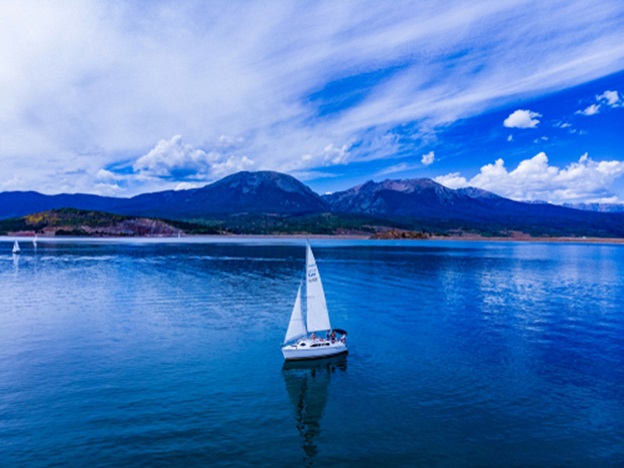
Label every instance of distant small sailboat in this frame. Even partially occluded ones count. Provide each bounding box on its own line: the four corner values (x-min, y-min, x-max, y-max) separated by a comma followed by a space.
281, 242, 347, 361
33, 235, 38, 248
12, 240, 21, 254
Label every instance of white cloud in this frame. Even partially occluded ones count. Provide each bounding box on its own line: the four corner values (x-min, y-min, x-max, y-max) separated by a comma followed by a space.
421, 151, 435, 166
576, 89, 622, 116
434, 172, 468, 189
93, 182, 124, 196
503, 109, 541, 128
133, 135, 254, 180
576, 103, 600, 116
216, 135, 245, 148
290, 170, 340, 182
597, 89, 620, 106
175, 182, 205, 191
1, 1, 624, 195
323, 144, 350, 165
0, 176, 23, 191
435, 152, 624, 203
95, 169, 122, 183
376, 162, 421, 177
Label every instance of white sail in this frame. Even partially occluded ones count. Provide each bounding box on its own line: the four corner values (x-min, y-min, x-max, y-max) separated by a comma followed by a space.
305, 243, 331, 333
284, 283, 306, 343
281, 242, 347, 361
12, 240, 20, 254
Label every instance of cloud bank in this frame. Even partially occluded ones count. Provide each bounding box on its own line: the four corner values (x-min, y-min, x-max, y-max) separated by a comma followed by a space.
435, 153, 624, 204
134, 135, 253, 180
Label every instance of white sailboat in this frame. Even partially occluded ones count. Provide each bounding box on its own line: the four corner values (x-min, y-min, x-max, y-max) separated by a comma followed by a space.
33, 235, 38, 248
282, 242, 347, 361
12, 240, 21, 254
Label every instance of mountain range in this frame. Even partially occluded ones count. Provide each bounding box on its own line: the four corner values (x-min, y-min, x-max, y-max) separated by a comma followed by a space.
563, 202, 624, 213
1, 171, 624, 237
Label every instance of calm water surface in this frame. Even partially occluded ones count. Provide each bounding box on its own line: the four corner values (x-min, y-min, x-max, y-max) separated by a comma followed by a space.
1, 238, 623, 466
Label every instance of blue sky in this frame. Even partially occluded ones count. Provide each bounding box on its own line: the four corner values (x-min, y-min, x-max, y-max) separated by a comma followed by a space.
1, 0, 623, 204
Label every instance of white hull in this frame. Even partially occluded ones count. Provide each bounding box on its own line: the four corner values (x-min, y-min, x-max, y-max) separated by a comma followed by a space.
282, 338, 347, 361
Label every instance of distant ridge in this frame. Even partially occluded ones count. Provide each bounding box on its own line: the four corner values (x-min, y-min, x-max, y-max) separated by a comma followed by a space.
563, 202, 624, 213
0, 191, 123, 220
322, 178, 624, 237
1, 171, 624, 237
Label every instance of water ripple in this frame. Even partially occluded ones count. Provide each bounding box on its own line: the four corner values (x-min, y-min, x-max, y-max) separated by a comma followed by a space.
1, 239, 623, 465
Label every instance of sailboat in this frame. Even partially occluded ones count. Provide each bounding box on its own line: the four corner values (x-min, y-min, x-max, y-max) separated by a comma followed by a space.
33, 235, 38, 248
281, 242, 347, 361
12, 240, 21, 254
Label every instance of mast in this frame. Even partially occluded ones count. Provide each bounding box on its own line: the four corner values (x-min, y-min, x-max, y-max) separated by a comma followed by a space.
305, 242, 331, 333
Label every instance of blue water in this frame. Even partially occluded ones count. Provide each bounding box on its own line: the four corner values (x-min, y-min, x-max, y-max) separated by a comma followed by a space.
1, 238, 623, 466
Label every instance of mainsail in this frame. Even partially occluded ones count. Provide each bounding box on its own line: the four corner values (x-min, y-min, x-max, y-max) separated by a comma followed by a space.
305, 243, 331, 333
284, 283, 306, 343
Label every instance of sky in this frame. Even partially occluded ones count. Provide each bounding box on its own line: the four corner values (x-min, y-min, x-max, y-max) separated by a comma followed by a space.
1, 0, 623, 204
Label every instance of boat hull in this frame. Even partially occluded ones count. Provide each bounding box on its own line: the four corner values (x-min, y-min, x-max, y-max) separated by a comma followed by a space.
282, 339, 348, 361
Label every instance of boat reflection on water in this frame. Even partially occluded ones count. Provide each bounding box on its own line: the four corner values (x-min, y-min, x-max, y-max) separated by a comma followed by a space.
282, 354, 347, 463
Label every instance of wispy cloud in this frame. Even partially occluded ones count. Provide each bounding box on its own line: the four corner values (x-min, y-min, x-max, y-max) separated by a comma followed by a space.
554, 122, 572, 129
577, 104, 601, 116
435, 153, 624, 203
1, 1, 623, 195
376, 162, 419, 177
576, 89, 622, 115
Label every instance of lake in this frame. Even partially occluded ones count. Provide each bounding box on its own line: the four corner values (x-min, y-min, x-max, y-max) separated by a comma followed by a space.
1, 238, 623, 466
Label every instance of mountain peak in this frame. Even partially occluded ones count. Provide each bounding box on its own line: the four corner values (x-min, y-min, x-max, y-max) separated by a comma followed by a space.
211, 171, 310, 195
185, 170, 328, 215
350, 178, 440, 195
322, 176, 525, 219
375, 178, 438, 193
455, 186, 503, 200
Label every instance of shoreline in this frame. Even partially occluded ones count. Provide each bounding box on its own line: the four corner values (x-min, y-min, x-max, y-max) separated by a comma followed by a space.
430, 235, 624, 244
3, 233, 624, 245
